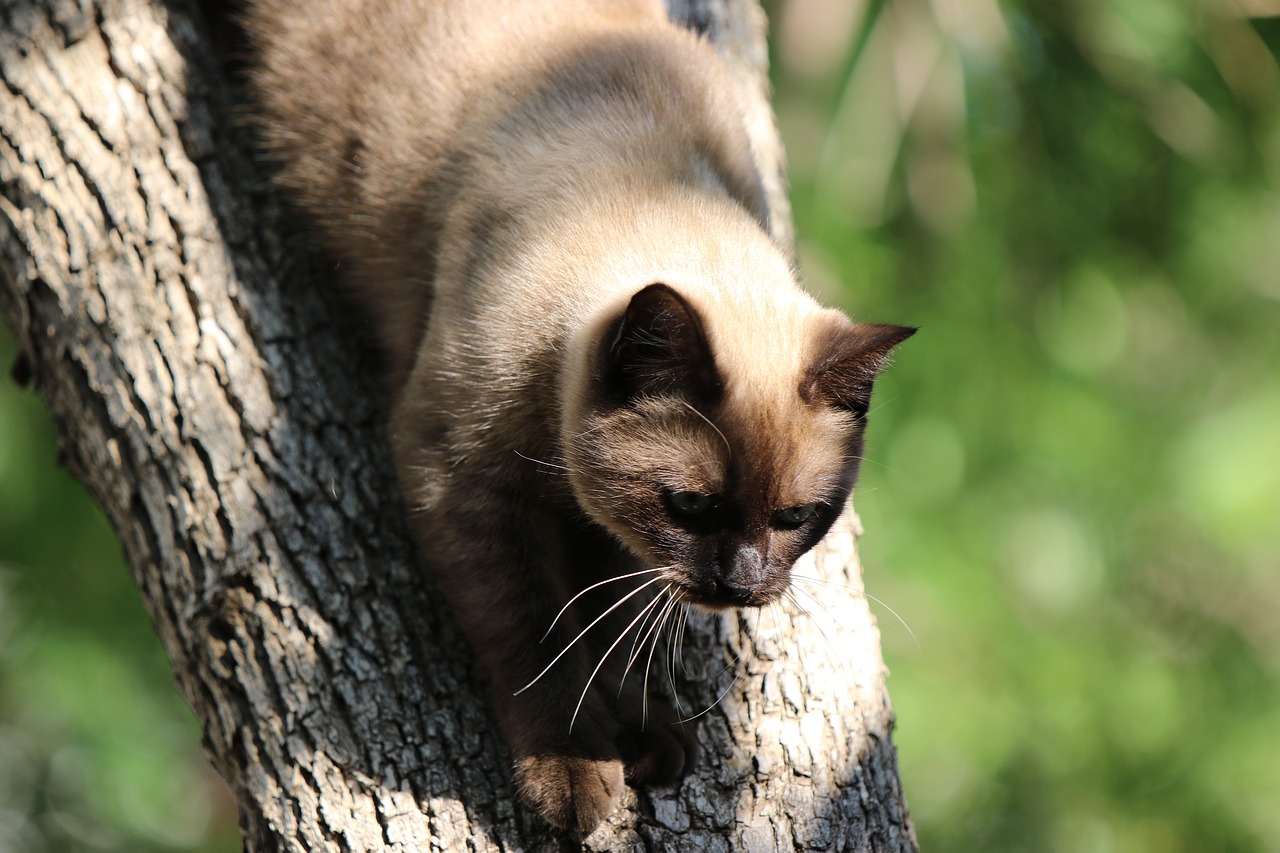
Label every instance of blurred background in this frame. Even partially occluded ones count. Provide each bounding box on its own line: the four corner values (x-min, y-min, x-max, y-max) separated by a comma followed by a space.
1, 0, 1278, 850
775, 0, 1280, 849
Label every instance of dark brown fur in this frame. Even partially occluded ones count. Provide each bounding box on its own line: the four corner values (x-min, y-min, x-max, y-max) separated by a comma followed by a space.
248, 0, 913, 833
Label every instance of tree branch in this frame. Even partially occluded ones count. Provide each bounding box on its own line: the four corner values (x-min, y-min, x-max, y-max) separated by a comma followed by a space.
0, 0, 915, 848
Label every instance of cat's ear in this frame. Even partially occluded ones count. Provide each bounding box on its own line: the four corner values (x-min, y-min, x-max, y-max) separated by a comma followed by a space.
801, 317, 916, 417
602, 283, 723, 401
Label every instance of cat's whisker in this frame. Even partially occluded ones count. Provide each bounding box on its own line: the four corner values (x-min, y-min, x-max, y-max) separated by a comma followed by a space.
790, 573, 859, 592
640, 591, 670, 722
540, 565, 671, 643
744, 600, 781, 647
866, 396, 898, 419
515, 574, 666, 696
786, 586, 852, 681
784, 589, 838, 668
792, 575, 919, 650
675, 653, 741, 725
676, 399, 731, 457
570, 585, 670, 733
512, 449, 574, 473
835, 453, 897, 474
664, 603, 689, 719
669, 603, 683, 680
620, 585, 674, 696
642, 593, 680, 729
571, 420, 609, 440
676, 602, 692, 677
783, 588, 807, 620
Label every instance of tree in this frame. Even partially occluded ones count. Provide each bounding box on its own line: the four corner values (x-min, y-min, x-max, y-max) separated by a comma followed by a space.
0, 0, 916, 848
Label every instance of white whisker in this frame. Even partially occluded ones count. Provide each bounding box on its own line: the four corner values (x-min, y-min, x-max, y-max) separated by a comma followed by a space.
787, 587, 851, 681
676, 603, 691, 677
665, 604, 688, 719
643, 594, 680, 728
540, 565, 670, 643
866, 396, 897, 419
677, 399, 731, 456
513, 448, 573, 472
515, 574, 666, 695
620, 586, 672, 695
792, 574, 919, 650
572, 421, 610, 440
570, 586, 671, 732
849, 455, 897, 473
676, 654, 741, 724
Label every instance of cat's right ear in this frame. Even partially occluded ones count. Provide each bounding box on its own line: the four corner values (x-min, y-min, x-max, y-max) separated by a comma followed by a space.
801, 317, 916, 417
600, 284, 723, 402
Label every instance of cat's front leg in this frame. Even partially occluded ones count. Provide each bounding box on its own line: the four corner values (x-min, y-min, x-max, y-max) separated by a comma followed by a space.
611, 678, 697, 786
506, 704, 625, 833
410, 493, 633, 832
493, 642, 629, 833
503, 602, 698, 829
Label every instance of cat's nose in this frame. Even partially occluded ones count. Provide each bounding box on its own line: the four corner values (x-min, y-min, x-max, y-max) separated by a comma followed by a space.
721, 543, 765, 594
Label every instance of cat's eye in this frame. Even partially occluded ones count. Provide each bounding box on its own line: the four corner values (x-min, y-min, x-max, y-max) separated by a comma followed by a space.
668, 490, 715, 515
776, 503, 817, 527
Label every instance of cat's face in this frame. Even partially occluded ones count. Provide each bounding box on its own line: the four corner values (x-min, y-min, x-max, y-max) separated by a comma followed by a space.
566, 284, 913, 609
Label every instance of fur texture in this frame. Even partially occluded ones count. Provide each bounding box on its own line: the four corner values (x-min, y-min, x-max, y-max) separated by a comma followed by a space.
249, 0, 913, 833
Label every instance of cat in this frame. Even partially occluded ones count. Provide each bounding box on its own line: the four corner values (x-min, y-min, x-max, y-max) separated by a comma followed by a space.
247, 0, 914, 833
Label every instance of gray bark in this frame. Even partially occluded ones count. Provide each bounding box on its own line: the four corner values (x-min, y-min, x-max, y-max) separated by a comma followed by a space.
0, 0, 916, 849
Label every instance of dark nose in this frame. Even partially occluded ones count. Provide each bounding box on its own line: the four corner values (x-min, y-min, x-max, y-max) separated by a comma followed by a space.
721, 543, 765, 594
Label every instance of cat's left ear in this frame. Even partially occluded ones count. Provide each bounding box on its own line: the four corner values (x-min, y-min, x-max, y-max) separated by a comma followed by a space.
801, 317, 916, 417
601, 283, 723, 402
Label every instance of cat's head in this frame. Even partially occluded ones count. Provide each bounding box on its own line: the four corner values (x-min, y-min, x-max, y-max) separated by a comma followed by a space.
565, 283, 914, 610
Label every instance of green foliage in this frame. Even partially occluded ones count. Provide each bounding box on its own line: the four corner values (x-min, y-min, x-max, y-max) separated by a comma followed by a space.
775, 1, 1280, 849
0, 332, 239, 853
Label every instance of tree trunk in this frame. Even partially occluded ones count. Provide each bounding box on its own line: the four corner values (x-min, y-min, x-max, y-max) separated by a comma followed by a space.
0, 0, 916, 849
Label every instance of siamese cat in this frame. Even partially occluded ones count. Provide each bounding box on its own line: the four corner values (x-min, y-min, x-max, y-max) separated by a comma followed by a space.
248, 0, 913, 834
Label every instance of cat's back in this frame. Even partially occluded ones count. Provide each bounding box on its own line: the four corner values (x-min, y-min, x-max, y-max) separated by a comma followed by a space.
249, 0, 669, 216
248, 0, 682, 378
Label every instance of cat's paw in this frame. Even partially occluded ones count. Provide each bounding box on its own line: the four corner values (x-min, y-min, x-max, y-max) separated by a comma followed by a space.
613, 691, 698, 785
514, 753, 625, 834
616, 722, 693, 785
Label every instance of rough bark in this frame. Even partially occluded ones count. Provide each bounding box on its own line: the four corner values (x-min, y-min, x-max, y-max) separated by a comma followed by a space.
0, 0, 916, 849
